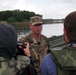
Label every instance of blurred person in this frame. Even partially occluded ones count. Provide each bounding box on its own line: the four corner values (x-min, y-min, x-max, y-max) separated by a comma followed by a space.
0, 24, 33, 75
41, 11, 76, 75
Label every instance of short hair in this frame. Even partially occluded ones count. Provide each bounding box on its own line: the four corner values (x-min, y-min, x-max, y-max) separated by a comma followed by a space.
64, 11, 76, 42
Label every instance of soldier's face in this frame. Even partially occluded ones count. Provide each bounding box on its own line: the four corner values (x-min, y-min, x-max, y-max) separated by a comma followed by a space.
30, 24, 42, 35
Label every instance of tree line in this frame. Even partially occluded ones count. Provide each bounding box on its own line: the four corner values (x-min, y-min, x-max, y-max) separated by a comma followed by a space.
0, 9, 42, 23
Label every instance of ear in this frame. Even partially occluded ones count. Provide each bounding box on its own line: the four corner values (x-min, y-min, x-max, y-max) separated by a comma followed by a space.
63, 28, 69, 43
64, 28, 67, 35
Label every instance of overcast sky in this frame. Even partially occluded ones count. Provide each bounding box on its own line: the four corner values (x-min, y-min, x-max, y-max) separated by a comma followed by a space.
0, 0, 76, 19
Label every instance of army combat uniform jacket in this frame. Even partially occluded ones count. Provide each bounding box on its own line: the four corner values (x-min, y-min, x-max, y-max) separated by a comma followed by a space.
20, 33, 49, 75
50, 45, 76, 75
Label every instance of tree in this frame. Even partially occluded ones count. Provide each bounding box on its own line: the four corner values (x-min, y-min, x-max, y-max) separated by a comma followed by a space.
0, 9, 42, 22
7, 17, 16, 23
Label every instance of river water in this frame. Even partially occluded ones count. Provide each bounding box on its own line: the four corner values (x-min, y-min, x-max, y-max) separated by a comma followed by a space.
18, 23, 63, 40
42, 23, 63, 38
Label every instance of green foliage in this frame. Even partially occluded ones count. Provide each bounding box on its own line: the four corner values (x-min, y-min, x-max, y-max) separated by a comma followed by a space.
7, 17, 16, 23
23, 19, 28, 22
0, 9, 42, 22
12, 10, 24, 22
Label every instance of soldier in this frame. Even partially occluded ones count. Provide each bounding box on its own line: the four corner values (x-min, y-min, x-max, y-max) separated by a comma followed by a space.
19, 16, 50, 75
41, 11, 76, 75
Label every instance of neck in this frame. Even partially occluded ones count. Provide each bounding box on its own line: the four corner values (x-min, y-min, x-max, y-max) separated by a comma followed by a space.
32, 33, 41, 40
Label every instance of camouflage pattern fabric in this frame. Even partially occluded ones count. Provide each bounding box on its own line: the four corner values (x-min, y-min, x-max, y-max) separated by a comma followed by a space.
30, 16, 42, 25
50, 46, 76, 75
0, 55, 30, 75
20, 34, 49, 75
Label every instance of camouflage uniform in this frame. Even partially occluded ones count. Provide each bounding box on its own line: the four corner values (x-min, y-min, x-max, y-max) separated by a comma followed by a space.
50, 45, 76, 75
0, 56, 30, 75
20, 34, 49, 75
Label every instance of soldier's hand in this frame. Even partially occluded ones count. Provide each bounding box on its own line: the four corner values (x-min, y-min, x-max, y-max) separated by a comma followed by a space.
23, 42, 31, 57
